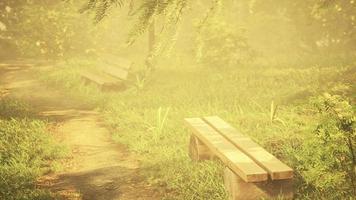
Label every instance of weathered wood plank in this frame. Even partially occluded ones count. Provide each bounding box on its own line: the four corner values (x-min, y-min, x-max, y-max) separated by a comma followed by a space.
184, 118, 268, 182
101, 65, 129, 80
101, 54, 132, 70
113, 57, 132, 70
189, 135, 214, 161
80, 71, 117, 86
203, 116, 293, 180
224, 167, 294, 200
80, 71, 105, 86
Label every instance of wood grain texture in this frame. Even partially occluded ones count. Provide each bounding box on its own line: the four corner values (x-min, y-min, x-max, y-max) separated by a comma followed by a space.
204, 116, 293, 180
224, 167, 294, 200
112, 57, 132, 70
80, 71, 117, 86
101, 66, 129, 80
189, 135, 214, 161
184, 118, 268, 182
79, 71, 126, 91
100, 54, 132, 70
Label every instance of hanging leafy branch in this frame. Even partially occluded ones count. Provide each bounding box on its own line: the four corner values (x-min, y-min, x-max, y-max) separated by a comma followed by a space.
81, 0, 187, 44
79, 0, 125, 23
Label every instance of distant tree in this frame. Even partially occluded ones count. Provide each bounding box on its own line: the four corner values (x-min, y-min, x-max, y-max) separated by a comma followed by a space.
248, 0, 356, 53
0, 0, 99, 59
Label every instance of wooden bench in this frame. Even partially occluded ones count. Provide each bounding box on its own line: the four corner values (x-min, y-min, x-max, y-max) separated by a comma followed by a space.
80, 56, 132, 91
79, 71, 119, 90
100, 56, 132, 81
184, 116, 293, 200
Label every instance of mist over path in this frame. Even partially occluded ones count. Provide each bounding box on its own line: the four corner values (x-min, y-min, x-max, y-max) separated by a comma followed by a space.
0, 62, 161, 200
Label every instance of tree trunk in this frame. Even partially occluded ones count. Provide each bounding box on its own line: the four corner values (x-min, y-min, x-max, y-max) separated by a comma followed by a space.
146, 19, 156, 70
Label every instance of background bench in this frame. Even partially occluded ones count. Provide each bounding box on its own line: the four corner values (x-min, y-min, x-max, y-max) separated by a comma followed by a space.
184, 116, 293, 200
80, 55, 132, 91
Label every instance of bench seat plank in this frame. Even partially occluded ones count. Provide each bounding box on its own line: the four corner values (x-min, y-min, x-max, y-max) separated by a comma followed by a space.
101, 65, 129, 80
80, 71, 118, 86
185, 118, 268, 183
101, 54, 132, 70
113, 57, 132, 70
203, 116, 293, 180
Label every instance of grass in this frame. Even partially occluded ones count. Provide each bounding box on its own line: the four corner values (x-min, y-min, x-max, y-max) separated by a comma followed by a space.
0, 97, 36, 119
40, 57, 355, 199
0, 97, 67, 200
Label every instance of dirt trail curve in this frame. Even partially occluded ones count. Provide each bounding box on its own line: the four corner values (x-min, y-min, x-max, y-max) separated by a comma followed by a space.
0, 62, 161, 200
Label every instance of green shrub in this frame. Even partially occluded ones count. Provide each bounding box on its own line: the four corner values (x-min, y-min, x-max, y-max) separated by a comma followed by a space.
293, 93, 355, 199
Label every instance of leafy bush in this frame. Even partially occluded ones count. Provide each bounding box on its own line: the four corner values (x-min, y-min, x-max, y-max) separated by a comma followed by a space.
294, 93, 355, 199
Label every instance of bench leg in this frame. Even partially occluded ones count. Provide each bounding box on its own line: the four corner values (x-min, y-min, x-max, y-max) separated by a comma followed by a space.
189, 135, 214, 161
224, 167, 294, 200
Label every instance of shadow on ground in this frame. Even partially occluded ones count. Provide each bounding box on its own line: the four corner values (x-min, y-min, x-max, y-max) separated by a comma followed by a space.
40, 166, 160, 200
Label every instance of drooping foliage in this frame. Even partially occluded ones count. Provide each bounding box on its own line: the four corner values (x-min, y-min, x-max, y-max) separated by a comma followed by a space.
78, 0, 356, 65
1, 0, 355, 60
80, 0, 187, 44
79, 0, 125, 23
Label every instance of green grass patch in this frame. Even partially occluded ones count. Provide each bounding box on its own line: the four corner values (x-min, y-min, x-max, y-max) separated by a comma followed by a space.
39, 59, 106, 108
0, 98, 66, 200
40, 59, 355, 199
0, 97, 36, 119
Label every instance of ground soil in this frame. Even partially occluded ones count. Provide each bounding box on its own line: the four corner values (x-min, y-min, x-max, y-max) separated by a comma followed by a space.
0, 62, 162, 200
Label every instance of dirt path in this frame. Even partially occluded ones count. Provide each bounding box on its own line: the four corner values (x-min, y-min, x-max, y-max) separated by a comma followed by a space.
0, 62, 161, 200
